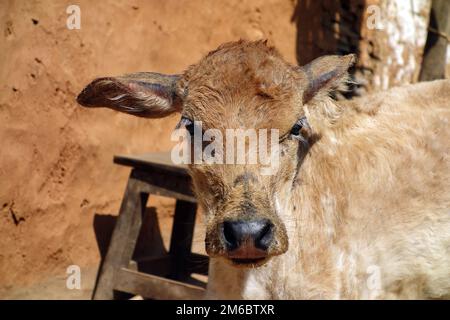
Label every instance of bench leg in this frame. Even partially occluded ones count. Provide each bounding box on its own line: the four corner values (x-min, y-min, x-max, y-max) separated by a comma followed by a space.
169, 200, 198, 281
92, 171, 149, 300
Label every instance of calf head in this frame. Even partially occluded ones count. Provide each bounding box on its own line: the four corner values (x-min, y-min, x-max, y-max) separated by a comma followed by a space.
77, 40, 354, 267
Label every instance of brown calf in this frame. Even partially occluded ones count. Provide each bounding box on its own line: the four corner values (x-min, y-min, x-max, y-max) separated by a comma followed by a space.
78, 40, 450, 299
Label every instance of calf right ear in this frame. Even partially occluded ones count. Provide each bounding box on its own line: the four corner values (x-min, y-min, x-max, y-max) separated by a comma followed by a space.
299, 54, 356, 104
76, 72, 183, 118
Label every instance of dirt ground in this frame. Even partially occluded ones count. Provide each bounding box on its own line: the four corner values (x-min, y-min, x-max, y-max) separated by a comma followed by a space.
0, 0, 298, 299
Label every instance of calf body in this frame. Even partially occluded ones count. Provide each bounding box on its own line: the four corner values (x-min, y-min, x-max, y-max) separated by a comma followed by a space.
206, 80, 450, 299
77, 40, 450, 299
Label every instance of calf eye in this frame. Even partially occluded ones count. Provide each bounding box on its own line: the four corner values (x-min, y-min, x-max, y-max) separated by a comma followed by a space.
290, 123, 302, 137
290, 116, 309, 140
176, 116, 195, 136
185, 122, 195, 136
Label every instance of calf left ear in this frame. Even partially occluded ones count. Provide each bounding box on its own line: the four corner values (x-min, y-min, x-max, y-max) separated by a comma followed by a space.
299, 54, 356, 104
76, 72, 183, 118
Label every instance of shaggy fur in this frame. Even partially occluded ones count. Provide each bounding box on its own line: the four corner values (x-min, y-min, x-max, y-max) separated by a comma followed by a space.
78, 40, 450, 299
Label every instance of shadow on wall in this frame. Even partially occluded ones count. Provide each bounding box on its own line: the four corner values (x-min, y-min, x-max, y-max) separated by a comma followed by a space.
93, 207, 167, 260
92, 207, 169, 298
292, 0, 366, 97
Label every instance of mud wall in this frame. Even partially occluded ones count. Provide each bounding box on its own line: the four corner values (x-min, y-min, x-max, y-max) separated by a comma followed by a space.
0, 0, 297, 294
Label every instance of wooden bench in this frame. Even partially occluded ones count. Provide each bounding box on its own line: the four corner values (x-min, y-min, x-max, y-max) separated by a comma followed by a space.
92, 152, 209, 300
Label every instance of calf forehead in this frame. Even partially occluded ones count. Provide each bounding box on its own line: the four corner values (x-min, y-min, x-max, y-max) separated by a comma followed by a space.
180, 40, 304, 131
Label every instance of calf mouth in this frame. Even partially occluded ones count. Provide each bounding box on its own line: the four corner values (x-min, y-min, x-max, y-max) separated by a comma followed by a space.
225, 244, 272, 268
229, 257, 269, 267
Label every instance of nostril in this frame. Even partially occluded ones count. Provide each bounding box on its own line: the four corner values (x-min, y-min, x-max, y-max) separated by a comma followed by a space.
255, 221, 273, 250
222, 221, 239, 250
255, 220, 274, 250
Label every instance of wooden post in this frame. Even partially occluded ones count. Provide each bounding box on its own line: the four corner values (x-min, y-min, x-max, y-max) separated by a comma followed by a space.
169, 200, 197, 281
92, 170, 149, 300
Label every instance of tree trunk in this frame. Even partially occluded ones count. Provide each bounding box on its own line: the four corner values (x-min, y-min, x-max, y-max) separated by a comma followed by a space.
419, 0, 450, 81
293, 0, 433, 95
